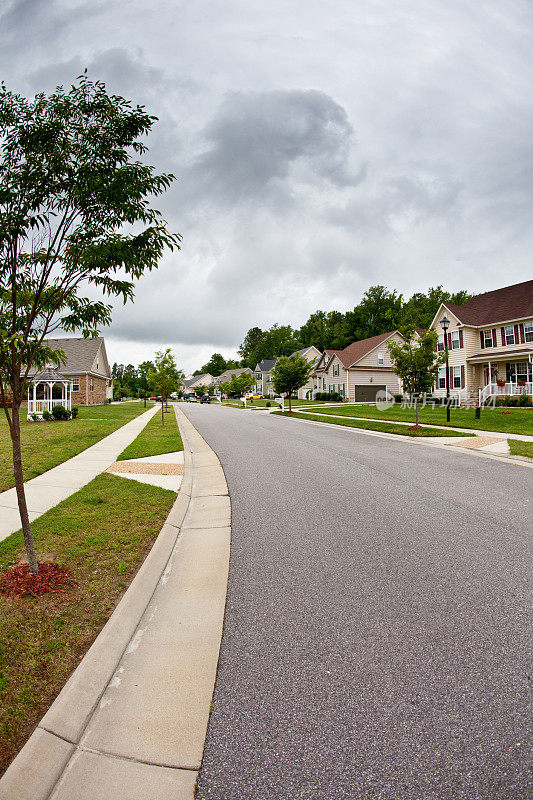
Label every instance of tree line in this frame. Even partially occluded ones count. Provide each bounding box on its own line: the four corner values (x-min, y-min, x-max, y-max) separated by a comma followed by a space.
195, 284, 472, 376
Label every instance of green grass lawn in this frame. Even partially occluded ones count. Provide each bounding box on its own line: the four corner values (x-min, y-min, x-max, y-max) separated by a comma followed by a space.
273, 410, 473, 437
117, 405, 183, 461
0, 402, 148, 492
508, 439, 533, 459
295, 403, 533, 436
0, 472, 176, 776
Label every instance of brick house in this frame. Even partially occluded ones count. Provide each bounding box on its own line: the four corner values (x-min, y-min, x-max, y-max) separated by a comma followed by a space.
429, 279, 533, 403
33, 337, 113, 406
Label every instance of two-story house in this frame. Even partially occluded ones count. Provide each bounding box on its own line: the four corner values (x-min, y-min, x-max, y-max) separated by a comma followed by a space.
429, 279, 533, 403
313, 331, 405, 401
289, 346, 322, 399
212, 367, 253, 395
254, 359, 277, 397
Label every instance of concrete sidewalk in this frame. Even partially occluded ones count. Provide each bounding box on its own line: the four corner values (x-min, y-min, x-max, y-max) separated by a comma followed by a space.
0, 405, 159, 543
0, 405, 231, 800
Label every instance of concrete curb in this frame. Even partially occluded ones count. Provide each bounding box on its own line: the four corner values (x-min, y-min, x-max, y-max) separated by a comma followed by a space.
0, 406, 231, 800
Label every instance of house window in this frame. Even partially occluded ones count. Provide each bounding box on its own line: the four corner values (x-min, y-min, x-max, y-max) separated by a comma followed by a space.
90, 378, 94, 392
72, 377, 80, 392
451, 331, 460, 350
524, 320, 533, 343
333, 363, 339, 376
505, 325, 515, 346
438, 366, 446, 389
377, 352, 384, 364
453, 366, 461, 388
437, 334, 445, 351
482, 329, 494, 348
96, 358, 99, 370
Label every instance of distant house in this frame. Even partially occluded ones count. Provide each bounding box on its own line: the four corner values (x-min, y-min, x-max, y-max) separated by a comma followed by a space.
289, 346, 322, 399
429, 279, 533, 403
212, 367, 253, 394
313, 331, 405, 401
254, 359, 278, 397
182, 373, 214, 391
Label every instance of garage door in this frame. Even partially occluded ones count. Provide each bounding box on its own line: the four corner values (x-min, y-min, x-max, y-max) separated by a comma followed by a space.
353, 384, 386, 403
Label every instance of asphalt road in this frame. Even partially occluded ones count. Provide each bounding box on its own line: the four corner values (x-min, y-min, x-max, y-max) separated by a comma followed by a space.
181, 405, 532, 800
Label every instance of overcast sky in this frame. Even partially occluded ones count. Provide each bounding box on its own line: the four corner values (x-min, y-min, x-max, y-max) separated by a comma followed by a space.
2, 0, 533, 372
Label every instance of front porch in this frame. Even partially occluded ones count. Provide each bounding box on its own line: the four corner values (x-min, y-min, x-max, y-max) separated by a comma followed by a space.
473, 354, 533, 404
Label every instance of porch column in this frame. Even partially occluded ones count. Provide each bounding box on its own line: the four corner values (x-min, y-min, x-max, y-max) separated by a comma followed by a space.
48, 382, 53, 410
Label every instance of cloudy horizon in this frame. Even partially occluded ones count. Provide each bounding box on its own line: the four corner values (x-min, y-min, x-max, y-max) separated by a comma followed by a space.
2, 0, 532, 373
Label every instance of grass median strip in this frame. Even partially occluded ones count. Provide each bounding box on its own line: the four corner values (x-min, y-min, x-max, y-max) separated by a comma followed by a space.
272, 410, 474, 437
0, 401, 149, 492
0, 473, 176, 776
508, 439, 533, 459
298, 403, 533, 436
117, 404, 182, 461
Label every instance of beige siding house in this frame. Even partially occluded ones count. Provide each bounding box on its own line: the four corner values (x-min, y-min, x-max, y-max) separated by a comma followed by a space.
429, 279, 533, 403
313, 331, 404, 401
290, 346, 322, 399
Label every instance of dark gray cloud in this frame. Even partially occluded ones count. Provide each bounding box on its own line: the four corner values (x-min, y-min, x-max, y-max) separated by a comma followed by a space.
192, 89, 358, 205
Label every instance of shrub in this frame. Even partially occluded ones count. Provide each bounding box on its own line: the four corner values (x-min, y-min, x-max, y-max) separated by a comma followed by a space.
71, 406, 79, 418
42, 409, 52, 421
51, 404, 71, 421
30, 413, 38, 422
266, 401, 271, 407
393, 394, 403, 403
518, 393, 532, 407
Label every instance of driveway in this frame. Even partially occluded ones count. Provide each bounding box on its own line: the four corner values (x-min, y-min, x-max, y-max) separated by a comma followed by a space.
181, 404, 532, 800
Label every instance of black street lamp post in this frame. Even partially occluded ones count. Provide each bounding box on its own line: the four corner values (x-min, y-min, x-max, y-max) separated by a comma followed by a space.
440, 315, 451, 423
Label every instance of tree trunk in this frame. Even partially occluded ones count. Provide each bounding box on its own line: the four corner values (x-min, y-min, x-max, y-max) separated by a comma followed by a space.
415, 396, 419, 426
288, 392, 292, 412
10, 403, 39, 572
161, 398, 164, 426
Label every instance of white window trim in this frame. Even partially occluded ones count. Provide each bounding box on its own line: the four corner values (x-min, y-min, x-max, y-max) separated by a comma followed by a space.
437, 334, 445, 351
451, 330, 460, 349
453, 365, 461, 388
524, 320, 533, 343
377, 352, 384, 364
482, 329, 494, 348
504, 325, 515, 346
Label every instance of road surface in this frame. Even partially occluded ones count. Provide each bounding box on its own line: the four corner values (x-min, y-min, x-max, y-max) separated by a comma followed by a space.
181, 404, 532, 800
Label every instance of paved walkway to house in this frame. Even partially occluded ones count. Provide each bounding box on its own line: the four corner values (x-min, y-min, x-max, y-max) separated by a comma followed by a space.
0, 405, 160, 543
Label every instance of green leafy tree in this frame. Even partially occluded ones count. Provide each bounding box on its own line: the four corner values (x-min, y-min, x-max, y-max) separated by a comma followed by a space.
401, 286, 472, 331
343, 285, 403, 342
194, 383, 209, 397
387, 331, 443, 426
149, 349, 182, 421
0, 75, 180, 572
200, 353, 227, 376
271, 354, 314, 412
137, 360, 155, 403
230, 371, 254, 396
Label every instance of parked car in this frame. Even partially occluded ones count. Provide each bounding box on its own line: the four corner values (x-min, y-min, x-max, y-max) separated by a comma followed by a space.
184, 393, 198, 402
200, 395, 211, 404
246, 393, 265, 400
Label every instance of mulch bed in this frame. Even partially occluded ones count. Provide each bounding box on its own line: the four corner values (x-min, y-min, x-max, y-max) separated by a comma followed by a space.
0, 562, 78, 599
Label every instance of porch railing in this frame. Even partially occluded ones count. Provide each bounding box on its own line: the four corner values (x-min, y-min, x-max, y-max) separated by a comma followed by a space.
28, 399, 68, 415
479, 382, 533, 404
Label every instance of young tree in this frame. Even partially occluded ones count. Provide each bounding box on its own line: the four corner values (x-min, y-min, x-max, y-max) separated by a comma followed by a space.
194, 383, 208, 397
387, 331, 443, 426
0, 75, 180, 571
149, 349, 182, 422
271, 354, 314, 412
230, 371, 254, 396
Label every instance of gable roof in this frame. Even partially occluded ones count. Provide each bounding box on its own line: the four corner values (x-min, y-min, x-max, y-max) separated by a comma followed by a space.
44, 337, 106, 374
435, 280, 533, 327
216, 367, 252, 381
335, 331, 400, 368
289, 346, 321, 359
255, 359, 277, 372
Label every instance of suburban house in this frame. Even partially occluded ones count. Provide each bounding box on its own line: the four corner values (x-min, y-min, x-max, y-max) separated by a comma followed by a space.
22, 337, 113, 416
289, 346, 322, 399
313, 331, 405, 402
212, 367, 253, 395
182, 373, 214, 391
429, 279, 533, 403
254, 359, 277, 397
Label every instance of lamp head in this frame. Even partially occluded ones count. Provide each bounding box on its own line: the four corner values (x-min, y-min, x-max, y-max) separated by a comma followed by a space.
440, 315, 450, 332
